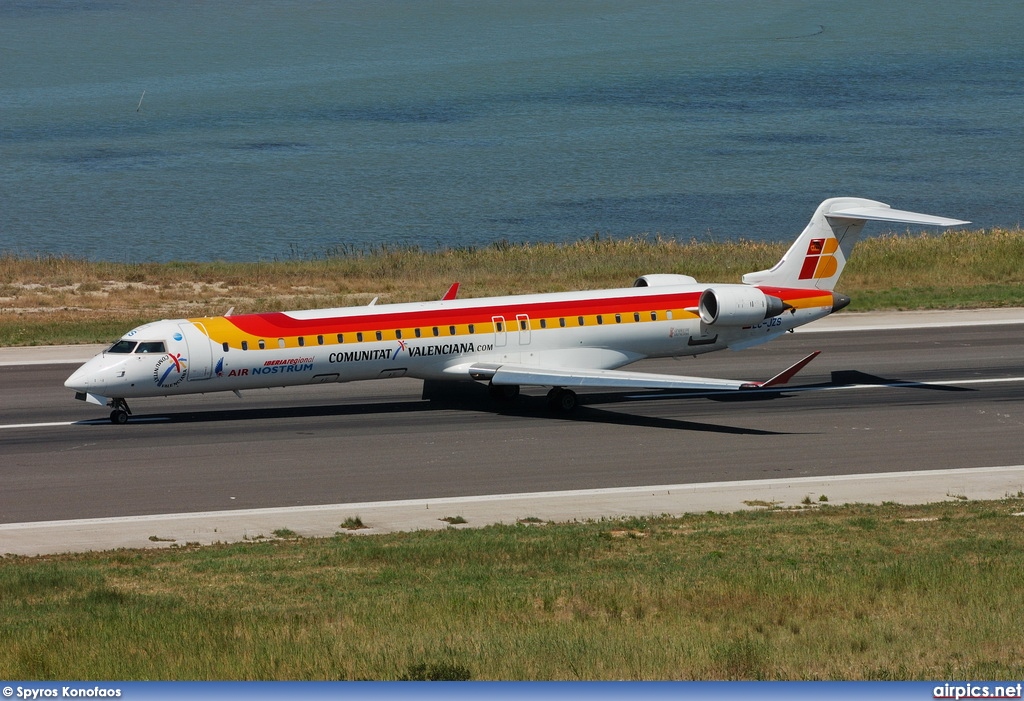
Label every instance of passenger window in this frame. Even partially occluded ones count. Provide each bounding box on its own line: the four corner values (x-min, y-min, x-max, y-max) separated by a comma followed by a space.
356, 332, 363, 342
449, 326, 456, 336
519, 319, 528, 330
615, 314, 621, 323
597, 315, 603, 325
650, 312, 657, 321
317, 335, 324, 345
278, 338, 285, 348
468, 324, 475, 334
222, 342, 229, 352
136, 341, 166, 353
415, 328, 422, 338
375, 331, 383, 341
634, 312, 641, 322
540, 319, 547, 329
495, 321, 503, 332
337, 334, 344, 344
559, 318, 566, 328
242, 341, 249, 351
578, 316, 584, 326
667, 311, 673, 320
432, 327, 439, 337
258, 339, 266, 350
396, 330, 403, 339
108, 340, 137, 354
298, 337, 305, 347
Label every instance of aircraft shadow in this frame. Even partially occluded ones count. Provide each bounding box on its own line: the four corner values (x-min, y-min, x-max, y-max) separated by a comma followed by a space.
817, 370, 974, 393
535, 404, 790, 435
77, 390, 795, 435
410, 389, 795, 434
77, 368, 970, 430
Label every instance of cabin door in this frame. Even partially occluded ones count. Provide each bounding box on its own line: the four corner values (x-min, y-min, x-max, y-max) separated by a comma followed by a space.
178, 322, 214, 381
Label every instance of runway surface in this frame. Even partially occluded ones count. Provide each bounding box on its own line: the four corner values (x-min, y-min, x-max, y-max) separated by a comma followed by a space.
2, 316, 1023, 538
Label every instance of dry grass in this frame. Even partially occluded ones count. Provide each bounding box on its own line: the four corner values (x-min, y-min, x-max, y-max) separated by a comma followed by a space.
2, 501, 1024, 680
2, 228, 1022, 345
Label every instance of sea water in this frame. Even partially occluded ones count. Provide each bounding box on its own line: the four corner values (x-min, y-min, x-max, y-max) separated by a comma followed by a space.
2, 0, 1022, 262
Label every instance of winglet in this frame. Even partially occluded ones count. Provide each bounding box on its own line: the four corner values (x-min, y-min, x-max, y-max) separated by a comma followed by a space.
441, 282, 460, 301
741, 351, 821, 389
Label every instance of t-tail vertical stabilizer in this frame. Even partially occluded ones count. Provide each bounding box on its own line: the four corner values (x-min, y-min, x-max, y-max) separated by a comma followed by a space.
742, 197, 969, 290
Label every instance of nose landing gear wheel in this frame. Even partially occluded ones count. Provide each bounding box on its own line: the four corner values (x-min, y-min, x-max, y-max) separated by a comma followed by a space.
108, 399, 132, 424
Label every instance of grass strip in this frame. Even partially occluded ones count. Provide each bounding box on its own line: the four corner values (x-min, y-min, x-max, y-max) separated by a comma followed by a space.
2, 500, 1024, 680
2, 229, 1022, 346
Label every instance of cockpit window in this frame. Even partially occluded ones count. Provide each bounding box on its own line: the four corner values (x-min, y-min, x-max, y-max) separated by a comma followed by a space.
108, 340, 138, 353
136, 341, 166, 353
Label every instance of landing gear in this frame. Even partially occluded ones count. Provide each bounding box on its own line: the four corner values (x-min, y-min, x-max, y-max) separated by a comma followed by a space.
546, 387, 578, 413
108, 398, 132, 424
488, 382, 520, 402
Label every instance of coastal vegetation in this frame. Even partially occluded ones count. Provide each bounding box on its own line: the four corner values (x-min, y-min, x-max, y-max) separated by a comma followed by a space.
1, 228, 1022, 347
2, 499, 1023, 680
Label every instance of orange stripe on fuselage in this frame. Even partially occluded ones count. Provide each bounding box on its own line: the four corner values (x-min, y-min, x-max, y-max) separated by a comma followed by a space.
188, 287, 833, 348
756, 286, 834, 310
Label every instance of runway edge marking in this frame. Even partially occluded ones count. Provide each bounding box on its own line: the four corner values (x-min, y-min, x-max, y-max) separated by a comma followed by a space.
3, 464, 1023, 533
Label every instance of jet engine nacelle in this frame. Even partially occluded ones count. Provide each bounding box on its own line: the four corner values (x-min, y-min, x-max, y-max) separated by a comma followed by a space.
633, 274, 698, 287
698, 285, 787, 326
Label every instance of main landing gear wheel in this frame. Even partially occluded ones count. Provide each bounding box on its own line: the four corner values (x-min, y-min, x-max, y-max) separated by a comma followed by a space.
546, 387, 578, 413
488, 382, 521, 402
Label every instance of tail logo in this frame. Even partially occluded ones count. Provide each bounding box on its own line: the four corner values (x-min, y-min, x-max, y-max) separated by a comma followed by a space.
798, 237, 839, 280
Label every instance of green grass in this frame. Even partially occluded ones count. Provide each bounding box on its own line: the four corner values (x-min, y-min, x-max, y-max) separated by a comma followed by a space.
2, 229, 1022, 346
2, 500, 1024, 680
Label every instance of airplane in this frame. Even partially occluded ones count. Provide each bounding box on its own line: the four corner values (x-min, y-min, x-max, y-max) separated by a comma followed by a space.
65, 197, 968, 424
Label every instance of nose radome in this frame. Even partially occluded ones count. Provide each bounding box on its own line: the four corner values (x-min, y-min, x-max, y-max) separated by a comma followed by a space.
65, 365, 91, 391
65, 355, 126, 392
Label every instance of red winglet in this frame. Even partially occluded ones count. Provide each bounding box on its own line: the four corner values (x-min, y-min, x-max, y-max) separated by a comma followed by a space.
751, 350, 821, 388
441, 282, 460, 301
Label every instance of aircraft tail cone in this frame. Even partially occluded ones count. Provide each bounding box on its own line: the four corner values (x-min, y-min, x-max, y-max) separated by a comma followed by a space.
831, 292, 851, 313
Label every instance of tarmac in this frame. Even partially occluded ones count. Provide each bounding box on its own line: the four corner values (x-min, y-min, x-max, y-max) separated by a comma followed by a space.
2, 307, 1023, 557
2, 465, 1024, 557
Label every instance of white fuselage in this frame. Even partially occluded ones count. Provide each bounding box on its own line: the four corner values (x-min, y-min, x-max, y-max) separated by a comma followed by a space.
64, 282, 836, 403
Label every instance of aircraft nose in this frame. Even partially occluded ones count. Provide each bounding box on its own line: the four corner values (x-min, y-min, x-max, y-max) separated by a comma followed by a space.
65, 364, 96, 391
65, 355, 125, 392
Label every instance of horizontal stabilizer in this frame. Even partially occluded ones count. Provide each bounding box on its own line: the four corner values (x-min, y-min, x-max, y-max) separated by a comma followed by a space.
826, 207, 970, 227
742, 197, 969, 290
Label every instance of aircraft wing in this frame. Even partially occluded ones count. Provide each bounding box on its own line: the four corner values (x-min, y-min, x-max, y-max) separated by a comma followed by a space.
467, 351, 820, 392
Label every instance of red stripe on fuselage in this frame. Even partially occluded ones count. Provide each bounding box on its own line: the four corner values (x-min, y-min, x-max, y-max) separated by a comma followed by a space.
216, 291, 702, 338
210, 286, 830, 339
756, 286, 833, 302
